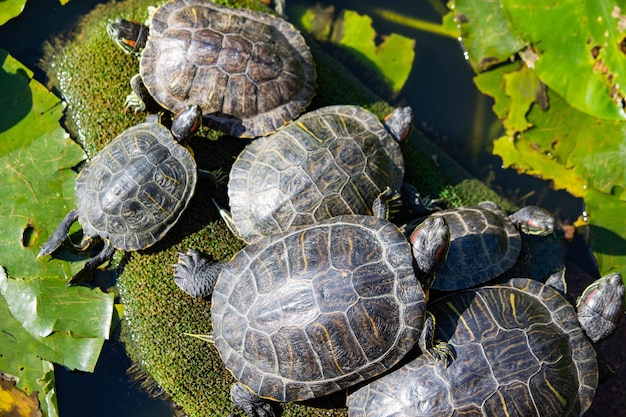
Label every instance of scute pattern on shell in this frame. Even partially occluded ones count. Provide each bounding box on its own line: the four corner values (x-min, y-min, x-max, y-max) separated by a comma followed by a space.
228, 105, 405, 242
75, 121, 196, 250
210, 215, 425, 402
429, 206, 521, 291
141, 0, 315, 137
348, 278, 597, 417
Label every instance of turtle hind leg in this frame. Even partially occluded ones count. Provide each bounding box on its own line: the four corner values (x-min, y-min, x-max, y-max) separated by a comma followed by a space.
174, 249, 226, 298
230, 383, 277, 417
38, 209, 79, 258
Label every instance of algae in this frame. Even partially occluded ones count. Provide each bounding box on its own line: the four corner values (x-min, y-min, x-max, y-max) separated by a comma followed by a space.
43, 0, 507, 415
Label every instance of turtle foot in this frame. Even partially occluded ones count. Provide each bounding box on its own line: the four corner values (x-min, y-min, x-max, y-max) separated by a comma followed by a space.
174, 249, 224, 298
231, 383, 277, 417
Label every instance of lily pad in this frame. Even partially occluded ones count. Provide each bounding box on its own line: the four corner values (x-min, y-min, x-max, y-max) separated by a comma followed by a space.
502, 0, 626, 120
476, 60, 626, 277
294, 7, 415, 94
445, 0, 525, 71
0, 0, 27, 26
0, 48, 87, 279
446, 0, 626, 120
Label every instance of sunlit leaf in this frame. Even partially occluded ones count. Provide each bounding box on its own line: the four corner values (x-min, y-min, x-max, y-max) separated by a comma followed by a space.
0, 49, 87, 279
476, 60, 626, 276
0, 0, 27, 26
0, 273, 114, 339
502, 0, 626, 120
585, 188, 626, 275
444, 0, 526, 71
331, 10, 415, 93
0, 375, 42, 417
0, 292, 58, 417
502, 65, 545, 131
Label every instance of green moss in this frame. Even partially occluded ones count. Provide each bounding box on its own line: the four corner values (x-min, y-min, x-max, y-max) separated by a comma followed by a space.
43, 0, 507, 415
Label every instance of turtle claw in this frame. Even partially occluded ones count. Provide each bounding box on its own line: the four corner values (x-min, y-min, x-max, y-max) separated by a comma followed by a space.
174, 250, 224, 298
231, 383, 277, 417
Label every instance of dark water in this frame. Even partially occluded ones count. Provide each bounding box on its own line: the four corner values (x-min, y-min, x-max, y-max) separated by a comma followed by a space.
0, 0, 605, 416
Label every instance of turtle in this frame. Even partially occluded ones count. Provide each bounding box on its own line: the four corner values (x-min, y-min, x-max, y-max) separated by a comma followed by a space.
107, 0, 316, 138
347, 273, 625, 417
173, 209, 452, 415
422, 201, 556, 291
220, 105, 412, 243
38, 105, 207, 278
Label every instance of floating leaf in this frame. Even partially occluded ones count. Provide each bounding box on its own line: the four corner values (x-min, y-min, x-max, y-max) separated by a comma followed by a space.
0, 48, 87, 279
476, 60, 626, 276
1, 289, 58, 417
331, 10, 415, 93
294, 7, 415, 94
0, 0, 27, 26
444, 0, 525, 71
0, 273, 114, 340
502, 0, 626, 120
585, 188, 626, 275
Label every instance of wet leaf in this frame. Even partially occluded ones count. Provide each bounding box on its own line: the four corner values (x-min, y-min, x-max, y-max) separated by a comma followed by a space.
294, 7, 415, 94
445, 0, 626, 119
331, 10, 415, 93
502, 0, 626, 120
0, 272, 114, 339
502, 65, 544, 131
0, 375, 42, 417
0, 0, 27, 26
0, 49, 87, 279
476, 60, 626, 276
0, 291, 58, 417
444, 0, 526, 72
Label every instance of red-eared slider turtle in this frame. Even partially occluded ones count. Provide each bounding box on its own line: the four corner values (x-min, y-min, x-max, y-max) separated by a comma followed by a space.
107, 0, 315, 138
221, 105, 411, 243
173, 211, 452, 414
426, 202, 555, 291
38, 105, 204, 277
348, 274, 625, 417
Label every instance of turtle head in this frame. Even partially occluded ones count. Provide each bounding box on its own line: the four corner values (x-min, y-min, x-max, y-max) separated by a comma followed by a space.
107, 18, 149, 56
383, 106, 413, 144
172, 105, 202, 142
577, 272, 625, 342
409, 216, 450, 290
509, 205, 555, 236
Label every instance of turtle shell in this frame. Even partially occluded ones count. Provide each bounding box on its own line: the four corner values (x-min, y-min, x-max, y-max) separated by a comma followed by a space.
210, 214, 425, 402
348, 278, 598, 417
141, 0, 315, 138
227, 105, 405, 242
75, 121, 196, 251
429, 206, 521, 291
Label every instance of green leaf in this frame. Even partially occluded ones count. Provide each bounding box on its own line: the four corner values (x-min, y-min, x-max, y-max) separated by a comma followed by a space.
585, 188, 626, 275
444, 0, 526, 71
331, 10, 415, 93
0, 48, 87, 279
0, 291, 58, 417
502, 65, 544, 131
0, 273, 114, 339
0, 0, 27, 26
502, 0, 626, 120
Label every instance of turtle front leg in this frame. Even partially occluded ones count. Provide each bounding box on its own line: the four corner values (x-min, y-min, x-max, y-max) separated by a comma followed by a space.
418, 311, 455, 367
371, 187, 401, 220
68, 239, 116, 285
174, 249, 226, 298
125, 74, 159, 113
38, 209, 79, 258
230, 383, 277, 417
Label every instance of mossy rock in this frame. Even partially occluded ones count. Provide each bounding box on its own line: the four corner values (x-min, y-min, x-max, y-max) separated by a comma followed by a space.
44, 0, 511, 415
